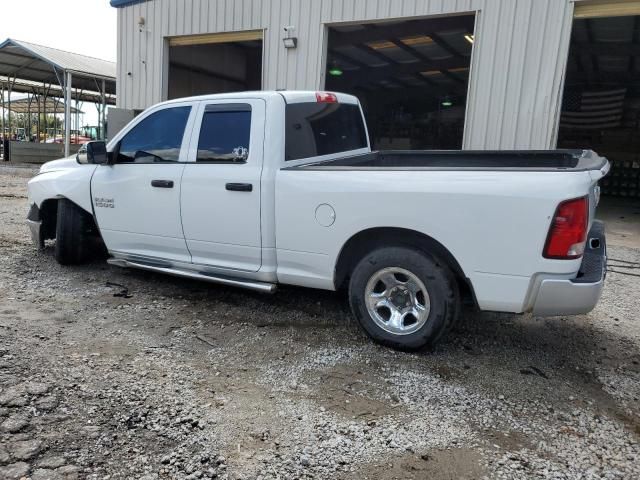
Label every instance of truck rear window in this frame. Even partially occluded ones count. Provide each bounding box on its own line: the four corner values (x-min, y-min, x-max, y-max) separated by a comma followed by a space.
285, 102, 367, 161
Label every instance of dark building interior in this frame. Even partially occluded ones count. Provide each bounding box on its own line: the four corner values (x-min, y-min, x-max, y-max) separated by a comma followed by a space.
558, 15, 640, 200
324, 14, 475, 151
168, 39, 262, 99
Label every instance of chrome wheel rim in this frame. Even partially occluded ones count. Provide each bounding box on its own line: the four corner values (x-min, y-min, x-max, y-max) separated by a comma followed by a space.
364, 267, 431, 336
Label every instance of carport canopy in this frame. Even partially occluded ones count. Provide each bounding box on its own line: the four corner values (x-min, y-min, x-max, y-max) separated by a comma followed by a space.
4, 95, 83, 115
0, 75, 116, 105
0, 38, 116, 154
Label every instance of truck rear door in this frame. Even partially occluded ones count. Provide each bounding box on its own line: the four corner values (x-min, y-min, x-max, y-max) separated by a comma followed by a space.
180, 99, 265, 272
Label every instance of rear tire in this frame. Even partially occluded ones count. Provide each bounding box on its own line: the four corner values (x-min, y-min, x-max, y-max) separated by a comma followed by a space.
348, 247, 459, 351
55, 199, 89, 265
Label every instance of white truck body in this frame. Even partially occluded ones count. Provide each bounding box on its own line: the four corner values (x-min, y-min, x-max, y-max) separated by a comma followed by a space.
27, 91, 609, 348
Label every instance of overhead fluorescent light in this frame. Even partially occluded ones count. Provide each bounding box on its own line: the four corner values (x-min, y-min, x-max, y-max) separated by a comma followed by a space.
399, 35, 433, 47
367, 40, 395, 50
464, 34, 474, 44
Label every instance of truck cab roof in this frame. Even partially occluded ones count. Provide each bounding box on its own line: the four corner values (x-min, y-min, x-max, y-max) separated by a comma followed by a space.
156, 90, 360, 107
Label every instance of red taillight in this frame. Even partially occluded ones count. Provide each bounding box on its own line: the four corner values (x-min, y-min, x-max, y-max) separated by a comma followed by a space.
316, 91, 338, 103
543, 196, 589, 259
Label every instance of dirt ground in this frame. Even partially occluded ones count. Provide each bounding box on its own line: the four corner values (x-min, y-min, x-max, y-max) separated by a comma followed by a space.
0, 164, 639, 480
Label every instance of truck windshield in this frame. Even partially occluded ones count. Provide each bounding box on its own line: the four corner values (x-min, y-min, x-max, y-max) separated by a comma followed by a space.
285, 102, 367, 161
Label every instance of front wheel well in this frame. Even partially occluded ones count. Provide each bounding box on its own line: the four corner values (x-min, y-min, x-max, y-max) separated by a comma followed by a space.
40, 199, 59, 240
40, 198, 101, 241
334, 227, 475, 303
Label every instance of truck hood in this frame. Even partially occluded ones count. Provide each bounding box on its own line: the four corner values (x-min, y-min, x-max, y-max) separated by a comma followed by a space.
28, 155, 97, 215
39, 156, 80, 174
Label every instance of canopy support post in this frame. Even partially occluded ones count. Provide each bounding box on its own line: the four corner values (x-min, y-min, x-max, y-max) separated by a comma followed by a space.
31, 87, 40, 143
7, 76, 15, 140
64, 71, 72, 157
74, 88, 84, 144
27, 93, 32, 141
1, 83, 4, 160
101, 79, 106, 140
43, 82, 48, 143
1, 83, 4, 144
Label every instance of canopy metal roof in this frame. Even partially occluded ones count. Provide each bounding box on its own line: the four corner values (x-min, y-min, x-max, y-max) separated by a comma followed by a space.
0, 76, 116, 105
4, 95, 83, 114
0, 38, 116, 95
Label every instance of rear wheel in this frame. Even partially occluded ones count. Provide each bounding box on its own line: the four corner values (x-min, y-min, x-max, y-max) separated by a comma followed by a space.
55, 199, 90, 265
348, 247, 459, 351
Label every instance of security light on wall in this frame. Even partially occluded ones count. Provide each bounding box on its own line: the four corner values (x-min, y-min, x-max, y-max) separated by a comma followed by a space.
283, 37, 298, 48
283, 26, 298, 49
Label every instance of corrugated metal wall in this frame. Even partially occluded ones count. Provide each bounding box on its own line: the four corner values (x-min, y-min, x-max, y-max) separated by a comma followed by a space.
116, 0, 577, 149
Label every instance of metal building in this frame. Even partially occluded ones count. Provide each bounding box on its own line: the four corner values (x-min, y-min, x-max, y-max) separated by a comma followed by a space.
111, 0, 640, 176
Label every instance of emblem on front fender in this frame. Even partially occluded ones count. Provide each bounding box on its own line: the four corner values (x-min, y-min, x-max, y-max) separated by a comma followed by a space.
94, 197, 115, 208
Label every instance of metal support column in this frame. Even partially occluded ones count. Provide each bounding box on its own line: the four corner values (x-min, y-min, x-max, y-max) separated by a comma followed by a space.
1, 83, 4, 140
64, 71, 72, 157
74, 86, 78, 144
27, 93, 32, 141
43, 82, 47, 143
101, 79, 106, 140
1, 83, 4, 160
32, 87, 40, 143
7, 77, 13, 139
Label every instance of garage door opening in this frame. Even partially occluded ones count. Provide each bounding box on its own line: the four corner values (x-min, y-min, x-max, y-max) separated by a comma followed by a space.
325, 14, 475, 150
558, 11, 640, 201
167, 31, 262, 100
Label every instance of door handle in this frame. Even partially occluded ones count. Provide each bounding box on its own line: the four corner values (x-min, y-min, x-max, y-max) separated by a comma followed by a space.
151, 180, 174, 188
225, 183, 253, 192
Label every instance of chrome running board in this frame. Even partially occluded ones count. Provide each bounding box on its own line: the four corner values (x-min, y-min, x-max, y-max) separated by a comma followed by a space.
107, 258, 277, 293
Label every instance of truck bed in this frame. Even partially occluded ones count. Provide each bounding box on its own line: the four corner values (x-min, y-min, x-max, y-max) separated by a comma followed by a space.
291, 149, 607, 172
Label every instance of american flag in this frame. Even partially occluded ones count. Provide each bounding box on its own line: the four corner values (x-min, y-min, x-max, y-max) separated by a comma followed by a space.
560, 88, 626, 130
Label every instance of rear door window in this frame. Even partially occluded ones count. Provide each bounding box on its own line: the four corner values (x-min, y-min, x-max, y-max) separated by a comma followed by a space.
285, 102, 367, 161
197, 105, 252, 163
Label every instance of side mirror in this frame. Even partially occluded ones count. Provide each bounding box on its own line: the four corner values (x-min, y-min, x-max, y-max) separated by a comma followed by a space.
86, 141, 109, 164
76, 144, 88, 164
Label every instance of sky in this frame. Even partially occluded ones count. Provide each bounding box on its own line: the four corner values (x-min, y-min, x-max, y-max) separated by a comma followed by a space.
3, 0, 117, 126
3, 0, 117, 61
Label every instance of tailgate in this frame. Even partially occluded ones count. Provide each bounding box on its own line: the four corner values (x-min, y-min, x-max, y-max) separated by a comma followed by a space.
586, 152, 611, 230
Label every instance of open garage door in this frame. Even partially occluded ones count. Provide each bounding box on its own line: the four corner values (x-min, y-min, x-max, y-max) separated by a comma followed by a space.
167, 31, 262, 99
325, 14, 475, 150
558, 3, 640, 202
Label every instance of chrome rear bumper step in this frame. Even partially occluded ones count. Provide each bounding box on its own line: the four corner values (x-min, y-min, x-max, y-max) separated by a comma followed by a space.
531, 221, 606, 316
107, 258, 277, 293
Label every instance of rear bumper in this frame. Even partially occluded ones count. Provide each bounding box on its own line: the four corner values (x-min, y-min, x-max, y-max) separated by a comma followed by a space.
532, 220, 606, 316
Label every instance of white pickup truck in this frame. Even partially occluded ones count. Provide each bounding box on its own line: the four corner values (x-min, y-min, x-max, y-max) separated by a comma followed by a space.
27, 91, 609, 350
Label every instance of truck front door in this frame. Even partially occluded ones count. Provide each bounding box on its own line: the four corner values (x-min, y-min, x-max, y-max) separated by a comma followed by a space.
91, 103, 195, 263
180, 99, 265, 272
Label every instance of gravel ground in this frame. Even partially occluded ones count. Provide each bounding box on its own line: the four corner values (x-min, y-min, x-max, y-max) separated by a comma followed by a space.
0, 164, 639, 480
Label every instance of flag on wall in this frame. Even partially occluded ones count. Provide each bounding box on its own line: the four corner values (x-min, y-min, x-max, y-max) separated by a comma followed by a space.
560, 88, 626, 130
